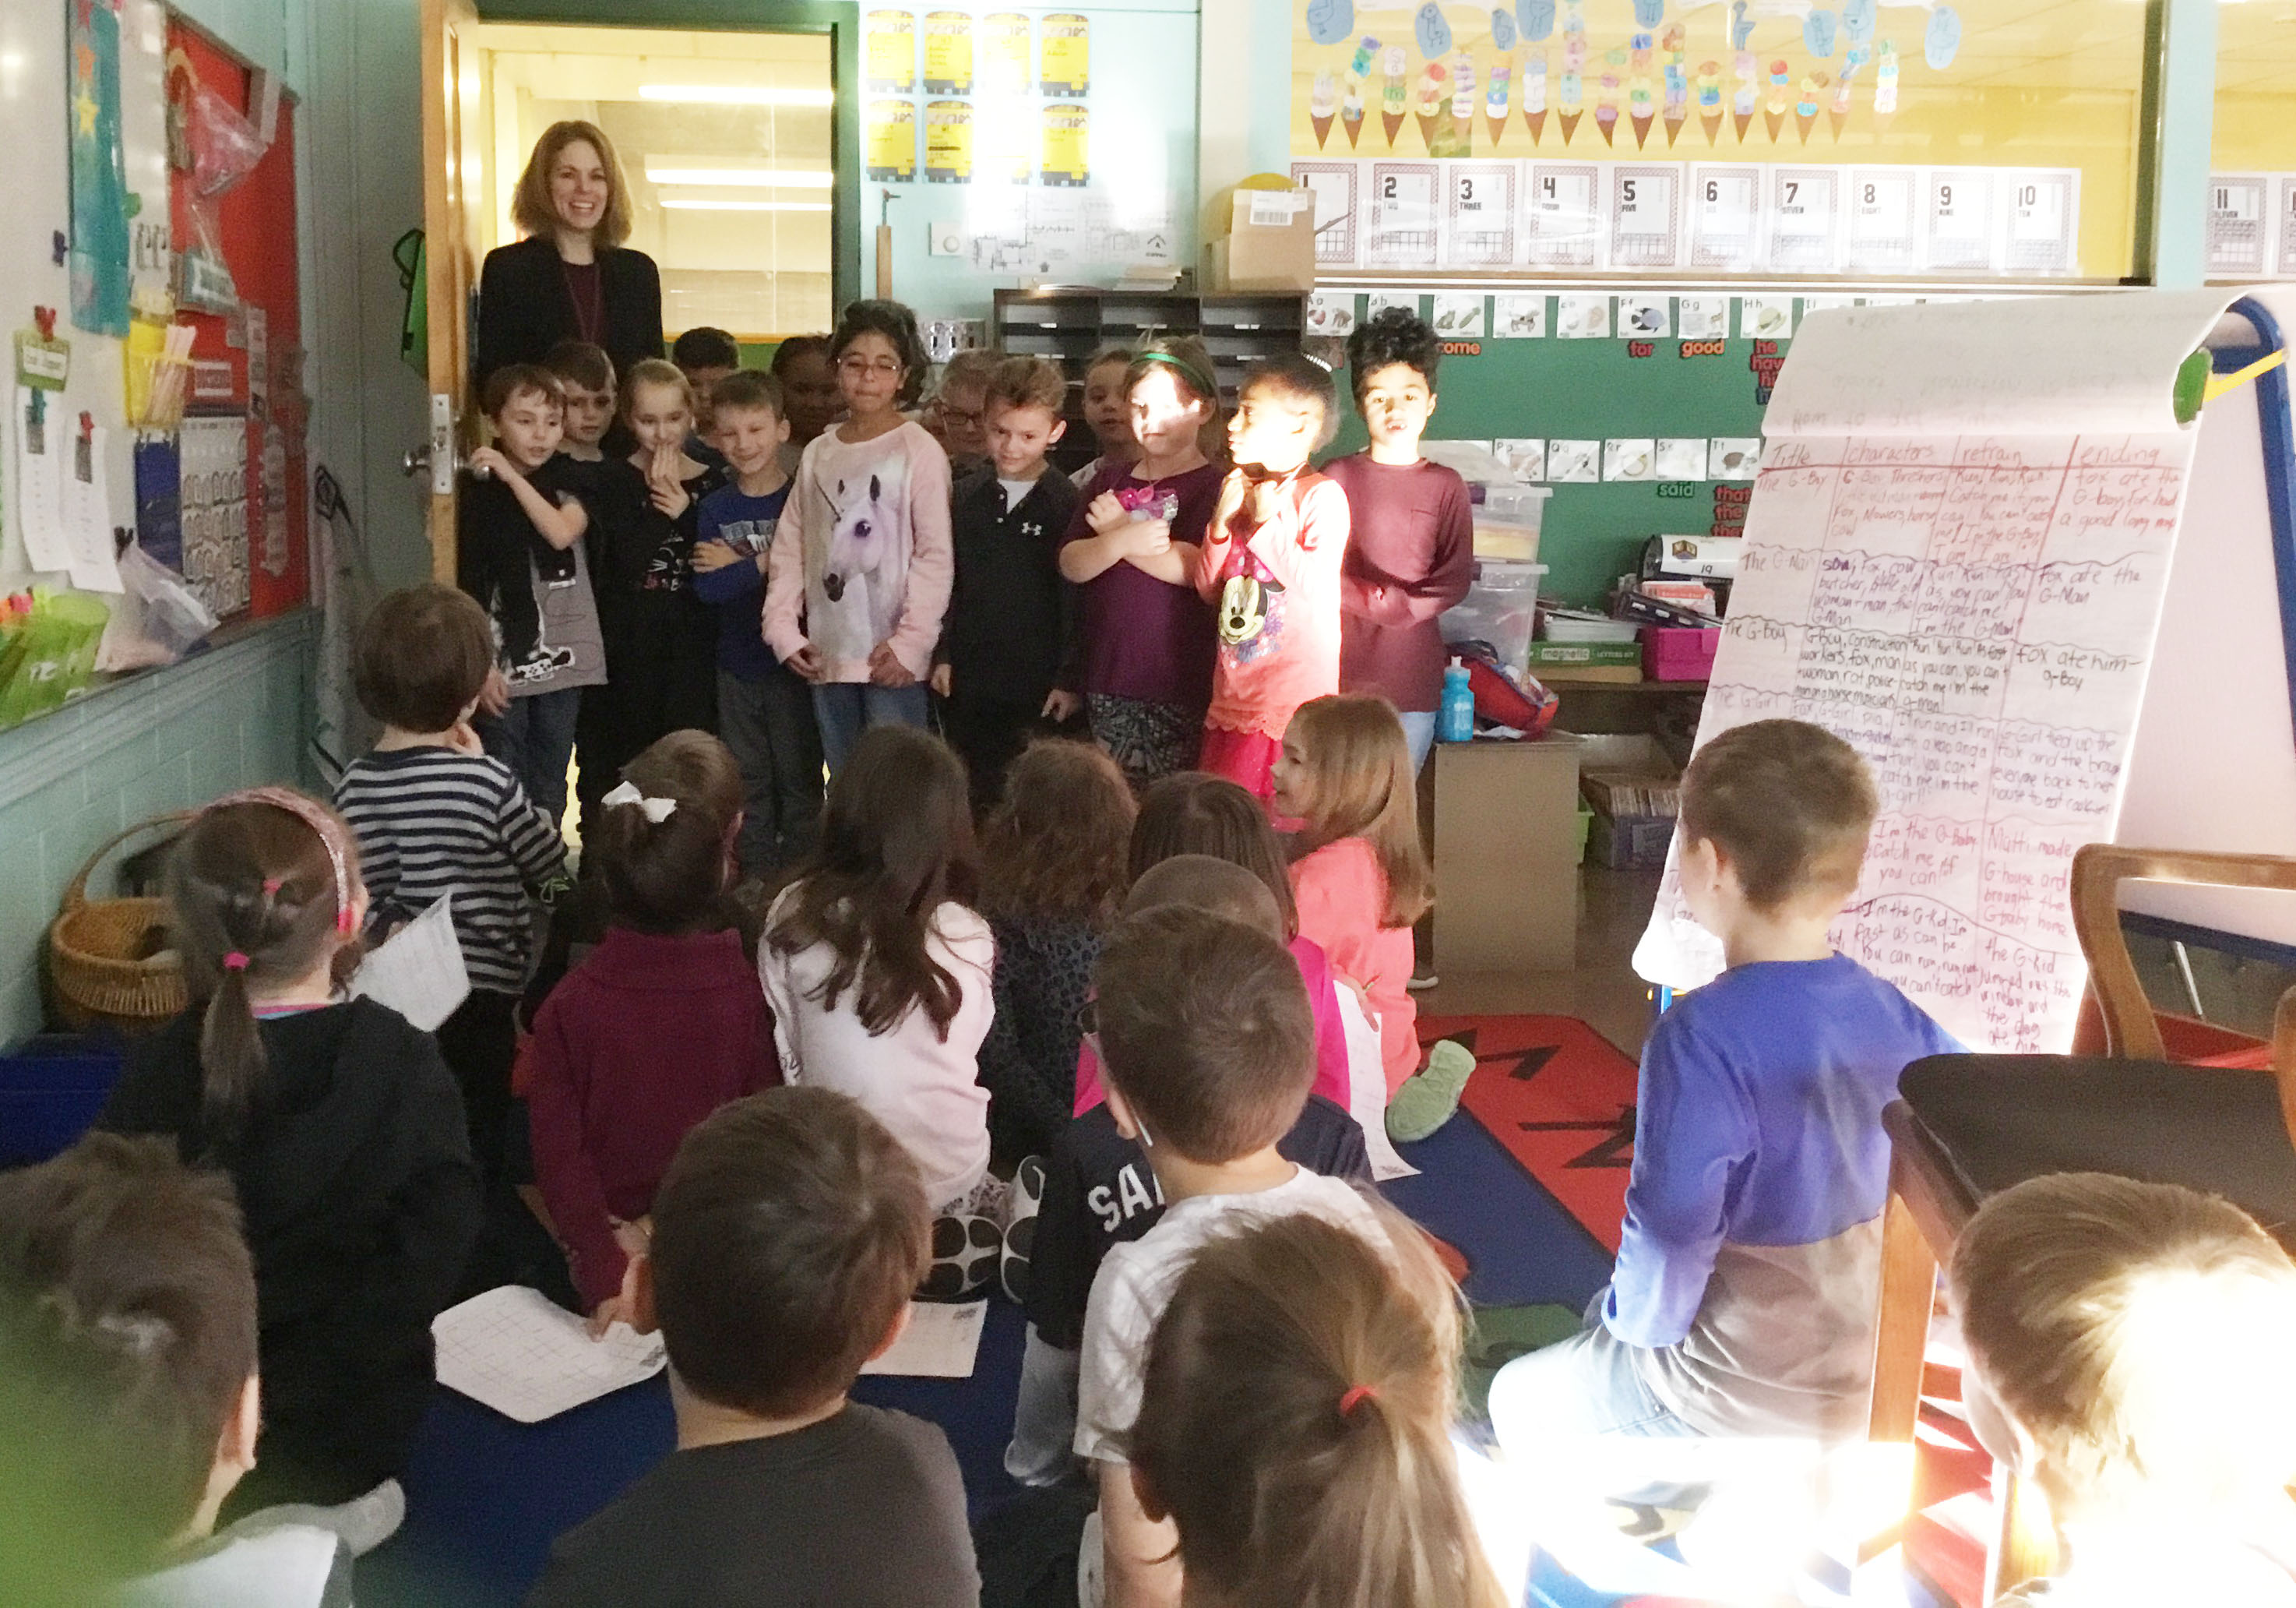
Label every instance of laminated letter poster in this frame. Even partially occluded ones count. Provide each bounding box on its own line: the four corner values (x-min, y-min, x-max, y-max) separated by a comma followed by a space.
1634, 291, 2239, 1053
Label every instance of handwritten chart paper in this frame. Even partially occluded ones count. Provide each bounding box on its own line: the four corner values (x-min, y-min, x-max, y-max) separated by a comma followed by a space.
1636, 291, 2238, 1053
433, 1285, 665, 1423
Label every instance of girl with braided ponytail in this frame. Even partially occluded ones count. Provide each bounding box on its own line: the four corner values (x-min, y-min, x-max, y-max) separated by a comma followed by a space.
97, 788, 481, 1543
1126, 1208, 1516, 1608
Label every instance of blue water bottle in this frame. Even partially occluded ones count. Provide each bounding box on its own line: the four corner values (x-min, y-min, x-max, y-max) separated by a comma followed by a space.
1439, 658, 1475, 743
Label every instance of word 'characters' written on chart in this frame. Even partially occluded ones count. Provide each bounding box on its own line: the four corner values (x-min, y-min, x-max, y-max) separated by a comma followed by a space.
1636, 291, 2245, 1054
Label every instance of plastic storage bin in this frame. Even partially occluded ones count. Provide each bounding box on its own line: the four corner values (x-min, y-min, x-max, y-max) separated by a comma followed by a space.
1643, 626, 1721, 682
1440, 562, 1547, 680
0, 1035, 126, 1165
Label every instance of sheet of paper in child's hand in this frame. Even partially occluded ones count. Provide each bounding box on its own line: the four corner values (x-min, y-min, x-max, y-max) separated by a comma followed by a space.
432, 1285, 667, 1423
348, 895, 469, 1032
860, 1302, 987, 1379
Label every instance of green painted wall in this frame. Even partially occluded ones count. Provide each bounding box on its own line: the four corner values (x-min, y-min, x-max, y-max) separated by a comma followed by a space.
1322, 295, 1773, 607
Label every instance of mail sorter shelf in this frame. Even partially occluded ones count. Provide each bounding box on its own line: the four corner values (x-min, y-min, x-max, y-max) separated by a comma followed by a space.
991, 288, 1308, 471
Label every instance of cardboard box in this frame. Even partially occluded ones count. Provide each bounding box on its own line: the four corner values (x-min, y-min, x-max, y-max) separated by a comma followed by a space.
1425, 734, 1583, 973
1573, 732, 1681, 869
1206, 186, 1316, 293
1590, 810, 1676, 869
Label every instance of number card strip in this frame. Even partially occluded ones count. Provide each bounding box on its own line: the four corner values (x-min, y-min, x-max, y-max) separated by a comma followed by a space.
1689, 164, 1762, 273
1290, 160, 1362, 268
1766, 166, 1842, 273
1524, 160, 1603, 269
2206, 172, 2271, 279
1608, 164, 1684, 268
1367, 160, 1441, 270
1442, 161, 1520, 269
1924, 167, 1996, 273
1846, 167, 1919, 273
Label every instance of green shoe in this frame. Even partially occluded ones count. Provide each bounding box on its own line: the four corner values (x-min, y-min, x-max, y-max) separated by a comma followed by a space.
1386, 1038, 1477, 1144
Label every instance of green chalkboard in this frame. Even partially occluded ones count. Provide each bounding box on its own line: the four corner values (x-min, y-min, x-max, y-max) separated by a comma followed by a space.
1319, 296, 1781, 607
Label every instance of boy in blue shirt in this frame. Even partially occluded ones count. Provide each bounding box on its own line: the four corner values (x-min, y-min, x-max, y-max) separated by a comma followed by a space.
690, 370, 821, 876
1490, 718, 1960, 1448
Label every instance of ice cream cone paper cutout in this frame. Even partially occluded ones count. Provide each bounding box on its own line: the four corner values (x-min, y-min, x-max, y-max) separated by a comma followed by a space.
1382, 111, 1404, 145
1527, 108, 1548, 141
1632, 111, 1653, 146
1345, 112, 1365, 146
1312, 114, 1334, 147
1733, 110, 1752, 139
1559, 110, 1581, 141
1795, 109, 1815, 142
1417, 112, 1441, 150
1828, 108, 1847, 138
1665, 109, 1686, 146
1702, 110, 1722, 143
1598, 116, 1617, 144
1487, 112, 1507, 146
1764, 108, 1783, 139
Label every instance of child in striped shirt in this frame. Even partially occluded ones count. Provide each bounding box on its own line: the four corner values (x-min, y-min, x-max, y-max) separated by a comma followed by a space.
335, 585, 569, 1185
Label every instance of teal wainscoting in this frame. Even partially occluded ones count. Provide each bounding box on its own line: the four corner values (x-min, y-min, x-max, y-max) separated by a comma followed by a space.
0, 615, 318, 1046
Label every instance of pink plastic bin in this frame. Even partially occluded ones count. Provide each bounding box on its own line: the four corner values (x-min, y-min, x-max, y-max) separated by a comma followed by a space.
1643, 626, 1719, 682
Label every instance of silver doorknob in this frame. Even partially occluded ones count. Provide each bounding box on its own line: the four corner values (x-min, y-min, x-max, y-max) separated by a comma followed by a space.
401, 445, 429, 477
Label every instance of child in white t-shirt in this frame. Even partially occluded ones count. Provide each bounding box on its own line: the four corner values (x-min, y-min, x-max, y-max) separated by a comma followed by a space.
1074, 905, 1383, 1607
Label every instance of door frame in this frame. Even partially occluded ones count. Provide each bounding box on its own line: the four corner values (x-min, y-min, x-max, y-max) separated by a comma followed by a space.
470, 0, 864, 319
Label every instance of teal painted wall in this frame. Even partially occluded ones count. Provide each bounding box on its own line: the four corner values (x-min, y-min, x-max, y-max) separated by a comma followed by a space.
0, 619, 318, 1045
0, 0, 421, 1048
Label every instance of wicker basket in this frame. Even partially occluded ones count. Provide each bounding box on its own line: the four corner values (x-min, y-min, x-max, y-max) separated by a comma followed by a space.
48, 814, 193, 1033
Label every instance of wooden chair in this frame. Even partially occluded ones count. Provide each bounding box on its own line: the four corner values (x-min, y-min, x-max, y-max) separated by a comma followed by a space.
1865, 845, 2296, 1600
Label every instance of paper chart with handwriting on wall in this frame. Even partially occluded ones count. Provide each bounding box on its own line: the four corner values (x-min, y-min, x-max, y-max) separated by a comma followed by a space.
1632, 290, 2239, 1055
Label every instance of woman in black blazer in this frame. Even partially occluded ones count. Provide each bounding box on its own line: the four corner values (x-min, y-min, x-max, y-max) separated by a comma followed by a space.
474, 118, 664, 388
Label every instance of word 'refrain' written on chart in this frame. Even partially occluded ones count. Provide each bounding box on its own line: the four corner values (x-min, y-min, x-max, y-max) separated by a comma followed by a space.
1635, 291, 2241, 1053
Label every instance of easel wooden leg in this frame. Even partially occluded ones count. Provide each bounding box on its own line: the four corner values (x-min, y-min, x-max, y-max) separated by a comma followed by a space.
1858, 1176, 1939, 1565
1869, 1181, 1938, 1445
1986, 1463, 2057, 1600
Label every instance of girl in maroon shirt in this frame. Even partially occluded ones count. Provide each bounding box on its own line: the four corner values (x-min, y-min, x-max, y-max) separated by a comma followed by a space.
1057, 337, 1227, 786
526, 732, 780, 1326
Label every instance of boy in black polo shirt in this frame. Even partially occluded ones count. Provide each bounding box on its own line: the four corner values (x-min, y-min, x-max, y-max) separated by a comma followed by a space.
931, 356, 1084, 814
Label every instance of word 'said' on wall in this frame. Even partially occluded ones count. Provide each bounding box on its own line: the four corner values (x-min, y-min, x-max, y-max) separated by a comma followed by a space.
1633, 290, 2245, 1053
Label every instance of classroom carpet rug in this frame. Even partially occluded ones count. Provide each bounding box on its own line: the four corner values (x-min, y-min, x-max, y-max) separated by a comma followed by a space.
1422, 1012, 1642, 1256
361, 1014, 1638, 1607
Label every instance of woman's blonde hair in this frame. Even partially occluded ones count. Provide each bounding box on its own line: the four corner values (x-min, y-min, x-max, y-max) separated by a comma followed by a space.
512, 119, 634, 247
1129, 1205, 1509, 1608
618, 358, 693, 423
1950, 1172, 2296, 1520
1285, 694, 1432, 929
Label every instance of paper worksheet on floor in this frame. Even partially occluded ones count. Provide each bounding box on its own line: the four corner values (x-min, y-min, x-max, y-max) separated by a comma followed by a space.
1291, 158, 2080, 273
1631, 290, 2239, 1055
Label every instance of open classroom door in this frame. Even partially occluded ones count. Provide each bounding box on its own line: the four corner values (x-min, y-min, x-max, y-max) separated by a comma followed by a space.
417, 0, 481, 584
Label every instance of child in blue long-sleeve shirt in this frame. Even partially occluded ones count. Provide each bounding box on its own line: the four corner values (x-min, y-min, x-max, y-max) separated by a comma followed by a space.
1490, 718, 1960, 1449
689, 371, 822, 876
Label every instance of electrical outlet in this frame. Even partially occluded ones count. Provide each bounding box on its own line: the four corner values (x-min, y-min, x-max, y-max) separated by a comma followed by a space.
929, 223, 966, 258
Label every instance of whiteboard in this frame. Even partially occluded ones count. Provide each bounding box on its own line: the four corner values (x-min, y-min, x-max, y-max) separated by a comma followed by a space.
2116, 286, 2296, 947
0, 0, 170, 590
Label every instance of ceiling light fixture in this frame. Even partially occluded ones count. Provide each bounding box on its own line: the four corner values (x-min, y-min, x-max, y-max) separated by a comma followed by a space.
643, 164, 834, 188
659, 197, 834, 211
638, 83, 836, 107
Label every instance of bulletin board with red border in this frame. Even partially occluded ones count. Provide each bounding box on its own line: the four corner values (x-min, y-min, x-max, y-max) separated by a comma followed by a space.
166, 16, 306, 620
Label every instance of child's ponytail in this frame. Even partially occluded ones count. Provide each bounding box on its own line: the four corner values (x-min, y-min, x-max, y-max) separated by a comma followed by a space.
167, 790, 361, 1141
593, 732, 744, 933
1128, 1204, 1509, 1608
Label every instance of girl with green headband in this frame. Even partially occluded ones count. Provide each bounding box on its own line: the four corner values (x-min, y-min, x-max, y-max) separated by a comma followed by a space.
1055, 336, 1227, 786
